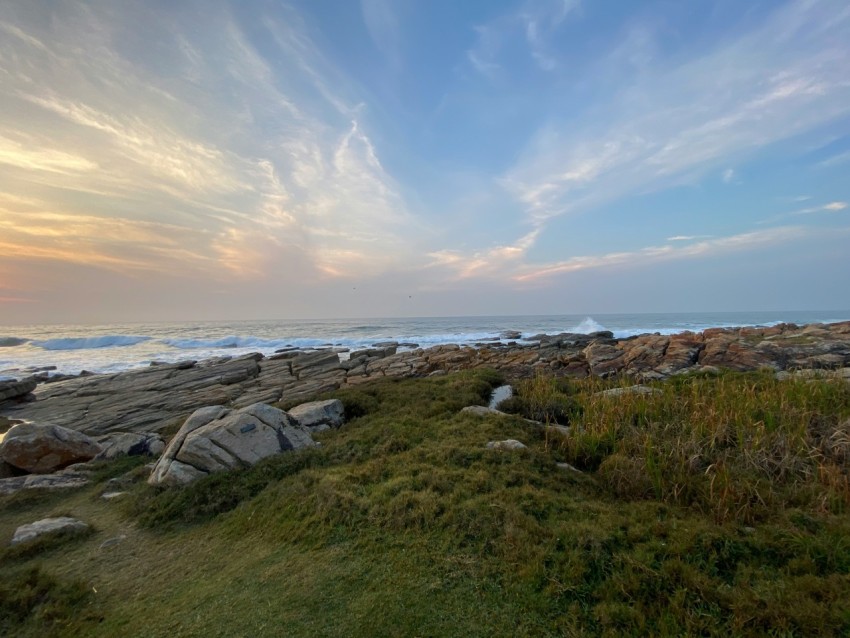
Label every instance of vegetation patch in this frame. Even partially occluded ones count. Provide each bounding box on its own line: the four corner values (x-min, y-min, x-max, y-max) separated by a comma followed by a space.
2, 368, 850, 636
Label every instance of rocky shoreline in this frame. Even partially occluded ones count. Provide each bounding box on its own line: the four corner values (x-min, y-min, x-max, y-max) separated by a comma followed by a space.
1, 321, 849, 440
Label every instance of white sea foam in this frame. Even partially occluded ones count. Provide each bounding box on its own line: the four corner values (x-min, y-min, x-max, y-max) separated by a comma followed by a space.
568, 317, 608, 334
1, 312, 846, 378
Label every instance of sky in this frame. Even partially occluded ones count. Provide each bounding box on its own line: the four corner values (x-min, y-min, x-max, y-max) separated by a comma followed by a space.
1, 0, 849, 324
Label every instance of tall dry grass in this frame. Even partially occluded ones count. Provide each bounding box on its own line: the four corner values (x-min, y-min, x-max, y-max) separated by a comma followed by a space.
509, 370, 850, 523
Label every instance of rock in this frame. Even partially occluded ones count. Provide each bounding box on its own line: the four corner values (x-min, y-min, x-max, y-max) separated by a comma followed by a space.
462, 405, 507, 417
0, 423, 102, 473
148, 403, 316, 486
595, 385, 662, 398
372, 341, 399, 348
0, 377, 38, 403
11, 517, 88, 545
288, 399, 345, 432
96, 432, 165, 460
556, 462, 582, 473
0, 471, 90, 496
0, 460, 20, 478
500, 330, 522, 340
486, 439, 527, 451
583, 342, 626, 377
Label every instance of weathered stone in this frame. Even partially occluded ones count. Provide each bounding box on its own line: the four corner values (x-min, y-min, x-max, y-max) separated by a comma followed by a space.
583, 342, 626, 377
96, 432, 165, 460
462, 405, 507, 417
148, 403, 315, 486
11, 517, 88, 546
0, 377, 37, 404
288, 399, 345, 432
0, 423, 102, 473
486, 439, 527, 451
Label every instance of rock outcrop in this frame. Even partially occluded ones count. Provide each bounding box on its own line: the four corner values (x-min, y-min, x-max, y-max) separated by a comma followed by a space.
287, 399, 345, 432
148, 403, 316, 486
10, 517, 88, 545
95, 432, 165, 460
0, 423, 102, 473
1, 321, 849, 439
0, 377, 37, 405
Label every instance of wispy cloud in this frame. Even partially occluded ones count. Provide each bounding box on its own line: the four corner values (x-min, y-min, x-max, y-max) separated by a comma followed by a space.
467, 0, 581, 77
427, 226, 805, 285
760, 200, 848, 223
361, 0, 403, 70
503, 0, 850, 234
667, 235, 713, 242
0, 1, 419, 290
818, 149, 850, 168
513, 226, 805, 283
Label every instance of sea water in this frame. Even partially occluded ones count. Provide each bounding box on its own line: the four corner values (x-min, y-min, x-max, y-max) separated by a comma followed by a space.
1, 311, 849, 380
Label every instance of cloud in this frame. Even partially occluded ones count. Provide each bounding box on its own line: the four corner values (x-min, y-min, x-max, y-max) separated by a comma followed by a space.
503, 0, 850, 231
427, 226, 805, 285
761, 200, 848, 223
824, 201, 848, 211
666, 235, 712, 242
0, 1, 419, 294
722, 168, 736, 184
513, 226, 805, 283
361, 0, 403, 69
818, 150, 850, 168
466, 0, 580, 77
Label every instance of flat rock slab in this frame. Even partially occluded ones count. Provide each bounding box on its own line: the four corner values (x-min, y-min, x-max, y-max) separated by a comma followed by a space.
11, 517, 88, 545
0, 471, 90, 496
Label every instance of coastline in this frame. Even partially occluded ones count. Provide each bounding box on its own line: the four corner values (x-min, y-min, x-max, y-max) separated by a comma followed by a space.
2, 319, 849, 438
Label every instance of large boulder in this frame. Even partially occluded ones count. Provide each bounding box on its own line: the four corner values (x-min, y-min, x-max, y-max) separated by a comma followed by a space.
287, 399, 345, 432
148, 403, 316, 486
11, 517, 88, 546
95, 432, 165, 460
0, 423, 102, 473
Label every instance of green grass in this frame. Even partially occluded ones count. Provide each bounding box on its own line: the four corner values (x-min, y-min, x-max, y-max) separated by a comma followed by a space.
2, 368, 850, 636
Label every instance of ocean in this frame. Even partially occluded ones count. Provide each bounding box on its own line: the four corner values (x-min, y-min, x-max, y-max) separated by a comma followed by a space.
2, 311, 849, 381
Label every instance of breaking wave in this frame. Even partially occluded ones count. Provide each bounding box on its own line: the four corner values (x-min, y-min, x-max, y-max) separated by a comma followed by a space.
31, 335, 152, 351
568, 317, 608, 334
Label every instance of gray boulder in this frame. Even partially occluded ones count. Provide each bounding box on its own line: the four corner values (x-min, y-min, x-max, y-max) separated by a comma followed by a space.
148, 403, 316, 486
11, 516, 88, 545
96, 432, 165, 460
288, 399, 345, 432
0, 423, 102, 473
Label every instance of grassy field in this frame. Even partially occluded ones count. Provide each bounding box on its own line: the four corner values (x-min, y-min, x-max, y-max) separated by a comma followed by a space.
2, 368, 850, 636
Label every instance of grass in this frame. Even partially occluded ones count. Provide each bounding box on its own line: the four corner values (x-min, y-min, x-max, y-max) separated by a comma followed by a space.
1, 368, 850, 636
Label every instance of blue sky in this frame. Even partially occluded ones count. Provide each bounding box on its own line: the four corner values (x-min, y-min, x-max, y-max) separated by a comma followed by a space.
0, 0, 848, 323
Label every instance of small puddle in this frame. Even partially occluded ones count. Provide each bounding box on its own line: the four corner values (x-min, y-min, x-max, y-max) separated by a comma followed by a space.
488, 385, 513, 410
